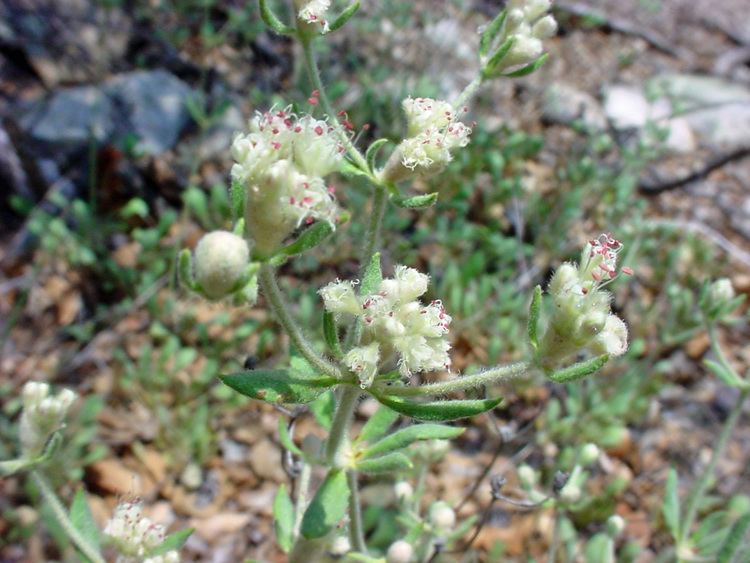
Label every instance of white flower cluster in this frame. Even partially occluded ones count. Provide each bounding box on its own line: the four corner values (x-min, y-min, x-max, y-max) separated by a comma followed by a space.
231, 107, 344, 255
495, 0, 557, 71
297, 0, 331, 32
383, 97, 471, 182
320, 266, 452, 386
539, 234, 629, 367
19, 382, 76, 458
104, 501, 179, 563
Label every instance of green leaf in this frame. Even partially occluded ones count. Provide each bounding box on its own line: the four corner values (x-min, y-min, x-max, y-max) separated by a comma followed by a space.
481, 36, 515, 78
527, 285, 542, 350
310, 390, 335, 430
278, 418, 304, 457
503, 53, 550, 78
327, 1, 360, 33
392, 193, 439, 209
69, 490, 100, 551
366, 138, 390, 173
361, 252, 382, 295
704, 359, 749, 390
323, 311, 343, 358
340, 160, 370, 178
231, 178, 246, 222
151, 527, 194, 556
220, 369, 337, 404
547, 355, 609, 383
178, 249, 196, 291
361, 423, 463, 459
663, 468, 680, 541
273, 485, 295, 553
718, 512, 750, 563
373, 393, 502, 422
258, 0, 295, 35
479, 9, 508, 57
356, 452, 413, 474
356, 405, 400, 444
584, 533, 613, 563
301, 469, 350, 539
277, 221, 335, 258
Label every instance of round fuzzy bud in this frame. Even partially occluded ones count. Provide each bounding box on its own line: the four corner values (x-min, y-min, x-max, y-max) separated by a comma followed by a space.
330, 535, 350, 556
386, 540, 414, 563
429, 501, 456, 531
708, 278, 735, 304
579, 443, 600, 466
606, 515, 625, 537
531, 14, 557, 39
194, 231, 250, 300
394, 481, 414, 502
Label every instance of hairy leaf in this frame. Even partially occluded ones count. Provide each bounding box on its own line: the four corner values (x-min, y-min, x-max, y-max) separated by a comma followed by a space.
301, 470, 349, 539
221, 369, 337, 404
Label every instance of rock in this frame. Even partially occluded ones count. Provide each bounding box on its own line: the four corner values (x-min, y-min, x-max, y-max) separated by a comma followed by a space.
543, 83, 607, 131
0, 0, 131, 87
248, 439, 285, 482
603, 85, 651, 130
191, 512, 251, 543
16, 70, 194, 159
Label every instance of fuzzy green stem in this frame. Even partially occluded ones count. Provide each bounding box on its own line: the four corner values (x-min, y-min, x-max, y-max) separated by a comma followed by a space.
707, 325, 746, 386
300, 37, 371, 175
347, 470, 367, 553
293, 462, 312, 536
679, 387, 749, 545
289, 536, 328, 563
378, 362, 529, 397
453, 76, 483, 111
326, 386, 360, 466
31, 470, 105, 563
259, 264, 342, 378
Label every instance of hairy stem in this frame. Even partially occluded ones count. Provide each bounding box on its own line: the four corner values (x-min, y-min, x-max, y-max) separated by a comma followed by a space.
259, 264, 342, 378
378, 362, 529, 397
289, 536, 328, 563
679, 387, 749, 544
31, 470, 105, 563
293, 462, 312, 537
453, 76, 483, 112
347, 470, 367, 553
326, 385, 360, 466
300, 37, 371, 175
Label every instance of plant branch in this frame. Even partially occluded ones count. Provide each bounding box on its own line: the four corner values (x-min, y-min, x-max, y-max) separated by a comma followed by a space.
378, 362, 529, 397
259, 264, 342, 378
31, 470, 105, 563
453, 76, 483, 112
325, 385, 360, 466
347, 470, 367, 553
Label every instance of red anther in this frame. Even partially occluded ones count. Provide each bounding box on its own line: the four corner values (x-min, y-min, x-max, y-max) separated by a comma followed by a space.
338, 110, 347, 116
621, 266, 633, 275
284, 118, 293, 127
276, 110, 286, 118
591, 270, 602, 282
308, 97, 319, 106
302, 196, 313, 204
311, 90, 320, 97
314, 125, 324, 135
581, 287, 589, 294
294, 126, 302, 133
271, 141, 281, 150
327, 185, 336, 193
362, 123, 370, 130
463, 106, 468, 112
272, 128, 279, 134
306, 217, 314, 224
289, 197, 296, 204
342, 120, 354, 130
471, 120, 477, 127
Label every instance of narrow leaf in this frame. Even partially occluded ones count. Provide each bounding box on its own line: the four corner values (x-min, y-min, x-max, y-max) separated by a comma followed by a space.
220, 369, 337, 404
310, 390, 335, 430
361, 423, 463, 459
704, 359, 749, 390
273, 485, 295, 553
69, 490, 100, 550
323, 311, 343, 358
327, 1, 360, 33
503, 53, 550, 78
548, 355, 609, 383
231, 178, 246, 222
392, 193, 439, 209
278, 418, 304, 457
479, 9, 508, 57
151, 527, 194, 556
178, 249, 196, 291
357, 405, 400, 444
527, 285, 542, 350
663, 468, 680, 541
361, 252, 383, 295
301, 469, 350, 539
356, 452, 413, 474
373, 393, 502, 422
259, 0, 295, 35
481, 36, 515, 78
718, 512, 750, 563
278, 221, 335, 257
366, 138, 390, 173
340, 160, 370, 178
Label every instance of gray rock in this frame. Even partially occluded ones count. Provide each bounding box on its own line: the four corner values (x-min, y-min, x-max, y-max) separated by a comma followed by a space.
543, 83, 607, 131
16, 70, 194, 157
603, 85, 651, 130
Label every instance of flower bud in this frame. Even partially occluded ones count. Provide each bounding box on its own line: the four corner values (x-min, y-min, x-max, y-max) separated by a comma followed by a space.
296, 0, 331, 33
518, 464, 538, 489
590, 315, 628, 357
579, 443, 600, 466
532, 15, 558, 39
194, 231, 250, 300
709, 278, 735, 303
429, 501, 456, 531
559, 483, 581, 504
606, 514, 625, 537
386, 540, 414, 563
394, 481, 414, 502
19, 382, 77, 458
330, 535, 350, 556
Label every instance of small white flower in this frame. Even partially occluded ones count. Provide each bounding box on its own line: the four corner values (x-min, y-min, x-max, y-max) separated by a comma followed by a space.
402, 97, 456, 137
291, 116, 343, 178
590, 315, 628, 357
297, 0, 332, 31
319, 280, 361, 315
708, 278, 735, 304
105, 500, 180, 562
344, 342, 381, 388
19, 382, 76, 458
